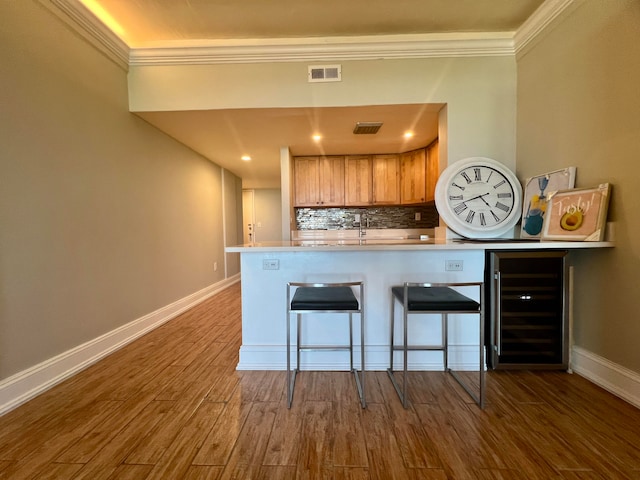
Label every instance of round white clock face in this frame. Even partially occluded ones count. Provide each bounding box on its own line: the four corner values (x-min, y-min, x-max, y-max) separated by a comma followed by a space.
435, 157, 522, 239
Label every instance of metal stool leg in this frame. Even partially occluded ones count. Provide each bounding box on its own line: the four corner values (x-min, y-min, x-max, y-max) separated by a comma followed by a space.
287, 310, 291, 407
359, 307, 365, 408
287, 282, 366, 409
443, 313, 448, 370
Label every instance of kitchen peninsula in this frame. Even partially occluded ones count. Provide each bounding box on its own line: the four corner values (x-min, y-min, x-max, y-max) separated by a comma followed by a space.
226, 234, 612, 371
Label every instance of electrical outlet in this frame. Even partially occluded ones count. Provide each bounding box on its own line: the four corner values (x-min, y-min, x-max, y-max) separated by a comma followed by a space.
214, 261, 218, 271
415, 212, 421, 221
445, 260, 463, 271
262, 259, 280, 270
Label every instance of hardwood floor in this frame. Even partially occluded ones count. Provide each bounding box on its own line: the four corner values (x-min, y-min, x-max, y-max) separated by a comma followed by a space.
1, 283, 639, 479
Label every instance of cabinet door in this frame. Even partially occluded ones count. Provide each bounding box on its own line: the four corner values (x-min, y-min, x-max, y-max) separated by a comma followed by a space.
345, 155, 372, 206
293, 157, 320, 206
425, 140, 439, 203
372, 154, 400, 205
318, 156, 345, 206
400, 148, 426, 204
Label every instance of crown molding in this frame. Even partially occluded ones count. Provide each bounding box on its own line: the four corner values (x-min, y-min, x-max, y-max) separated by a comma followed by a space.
129, 33, 515, 66
44, 0, 573, 67
39, 0, 130, 70
514, 0, 576, 56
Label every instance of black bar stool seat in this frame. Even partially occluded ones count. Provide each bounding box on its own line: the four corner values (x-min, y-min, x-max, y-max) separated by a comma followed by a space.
391, 286, 479, 311
291, 286, 359, 311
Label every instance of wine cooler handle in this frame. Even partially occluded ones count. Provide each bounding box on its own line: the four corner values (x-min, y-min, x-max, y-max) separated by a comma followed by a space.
494, 271, 502, 356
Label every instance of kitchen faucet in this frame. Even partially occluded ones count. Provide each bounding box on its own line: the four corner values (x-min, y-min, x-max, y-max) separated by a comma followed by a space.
358, 213, 368, 237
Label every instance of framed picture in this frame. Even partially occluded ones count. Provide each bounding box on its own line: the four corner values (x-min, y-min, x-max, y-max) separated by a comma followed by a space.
540, 183, 611, 241
521, 167, 576, 239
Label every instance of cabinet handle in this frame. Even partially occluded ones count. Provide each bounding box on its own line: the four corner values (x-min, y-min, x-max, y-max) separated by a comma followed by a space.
495, 271, 502, 356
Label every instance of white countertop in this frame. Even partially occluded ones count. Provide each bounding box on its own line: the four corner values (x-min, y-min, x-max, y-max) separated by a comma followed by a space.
226, 238, 614, 252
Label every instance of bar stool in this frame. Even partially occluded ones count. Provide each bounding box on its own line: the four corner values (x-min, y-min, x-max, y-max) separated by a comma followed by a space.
286, 281, 365, 408
387, 281, 485, 408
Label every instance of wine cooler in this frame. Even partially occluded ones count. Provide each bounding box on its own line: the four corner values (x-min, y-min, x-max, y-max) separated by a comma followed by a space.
486, 250, 569, 369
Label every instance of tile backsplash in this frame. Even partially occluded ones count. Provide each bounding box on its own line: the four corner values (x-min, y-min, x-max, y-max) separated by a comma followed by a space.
295, 205, 439, 230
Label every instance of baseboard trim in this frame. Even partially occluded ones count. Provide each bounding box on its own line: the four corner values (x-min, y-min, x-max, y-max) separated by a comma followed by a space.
237, 344, 482, 371
0, 275, 240, 416
571, 346, 640, 409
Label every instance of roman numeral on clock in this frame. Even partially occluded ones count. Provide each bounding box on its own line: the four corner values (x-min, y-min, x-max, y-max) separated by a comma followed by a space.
479, 212, 486, 226
454, 203, 468, 215
495, 202, 510, 212
465, 210, 476, 224
493, 179, 506, 189
474, 168, 481, 181
449, 195, 463, 201
461, 172, 472, 184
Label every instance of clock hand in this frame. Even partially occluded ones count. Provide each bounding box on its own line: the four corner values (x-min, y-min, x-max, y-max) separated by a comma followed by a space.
465, 192, 491, 206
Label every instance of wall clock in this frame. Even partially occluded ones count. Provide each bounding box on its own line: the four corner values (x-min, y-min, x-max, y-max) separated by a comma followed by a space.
435, 157, 522, 239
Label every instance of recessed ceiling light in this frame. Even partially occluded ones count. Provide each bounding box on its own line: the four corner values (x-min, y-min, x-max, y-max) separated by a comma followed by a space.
312, 134, 322, 141
241, 155, 251, 161
404, 131, 414, 138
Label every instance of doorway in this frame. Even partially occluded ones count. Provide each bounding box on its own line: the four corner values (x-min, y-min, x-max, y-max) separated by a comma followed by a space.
242, 189, 255, 244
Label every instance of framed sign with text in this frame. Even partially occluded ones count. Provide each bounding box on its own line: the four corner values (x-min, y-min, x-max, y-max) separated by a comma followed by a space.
540, 183, 611, 241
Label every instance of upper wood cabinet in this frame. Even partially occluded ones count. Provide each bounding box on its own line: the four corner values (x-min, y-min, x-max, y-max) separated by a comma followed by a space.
292, 144, 437, 207
425, 140, 439, 203
372, 154, 401, 205
293, 156, 345, 207
400, 148, 426, 204
345, 155, 373, 206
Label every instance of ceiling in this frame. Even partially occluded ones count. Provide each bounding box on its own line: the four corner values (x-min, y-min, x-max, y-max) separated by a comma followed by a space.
81, 0, 546, 188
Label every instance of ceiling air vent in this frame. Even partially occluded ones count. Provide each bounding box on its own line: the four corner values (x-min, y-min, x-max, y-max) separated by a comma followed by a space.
308, 64, 342, 83
353, 122, 383, 135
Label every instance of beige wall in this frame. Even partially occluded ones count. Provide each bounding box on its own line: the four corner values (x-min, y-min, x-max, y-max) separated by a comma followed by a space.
253, 189, 283, 242
0, 2, 241, 379
223, 171, 243, 276
516, 0, 640, 371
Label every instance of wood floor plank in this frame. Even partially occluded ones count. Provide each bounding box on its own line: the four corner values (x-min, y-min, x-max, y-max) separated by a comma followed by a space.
215, 402, 279, 480
31, 462, 84, 480
334, 397, 368, 467
204, 367, 240, 402
181, 465, 224, 480
192, 390, 253, 466
361, 402, 415, 480
262, 401, 304, 467
412, 403, 479, 480
107, 464, 154, 480
380, 391, 442, 469
0, 400, 124, 480
219, 401, 279, 466
144, 401, 225, 480
298, 401, 334, 468
333, 467, 372, 480
63, 462, 118, 480
257, 465, 297, 479
49, 391, 159, 465
57, 397, 171, 465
